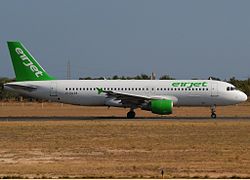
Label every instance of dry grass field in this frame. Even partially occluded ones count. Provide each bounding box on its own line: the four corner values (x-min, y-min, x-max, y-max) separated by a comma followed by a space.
0, 102, 249, 178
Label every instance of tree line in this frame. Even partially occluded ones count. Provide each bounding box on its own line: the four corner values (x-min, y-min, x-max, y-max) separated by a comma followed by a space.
79, 74, 175, 80
0, 75, 249, 100
0, 77, 17, 100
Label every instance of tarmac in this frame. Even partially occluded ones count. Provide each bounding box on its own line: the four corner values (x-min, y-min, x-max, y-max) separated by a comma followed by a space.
0, 116, 250, 121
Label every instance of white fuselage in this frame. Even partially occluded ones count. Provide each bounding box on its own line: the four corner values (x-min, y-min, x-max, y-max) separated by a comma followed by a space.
4, 79, 247, 107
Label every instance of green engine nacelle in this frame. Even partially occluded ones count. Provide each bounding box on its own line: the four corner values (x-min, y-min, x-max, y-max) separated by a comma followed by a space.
150, 99, 173, 115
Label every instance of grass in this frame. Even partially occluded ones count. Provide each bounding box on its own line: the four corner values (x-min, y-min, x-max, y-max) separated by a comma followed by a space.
0, 120, 249, 178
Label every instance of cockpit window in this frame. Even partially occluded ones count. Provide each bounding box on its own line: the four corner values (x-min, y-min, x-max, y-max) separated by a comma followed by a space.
227, 87, 236, 91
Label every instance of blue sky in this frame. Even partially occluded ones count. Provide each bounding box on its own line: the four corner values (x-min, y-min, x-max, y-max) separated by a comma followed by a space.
0, 0, 250, 80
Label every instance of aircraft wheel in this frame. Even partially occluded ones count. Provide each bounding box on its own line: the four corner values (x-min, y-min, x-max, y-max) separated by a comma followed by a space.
127, 111, 136, 119
211, 113, 217, 119
210, 105, 217, 119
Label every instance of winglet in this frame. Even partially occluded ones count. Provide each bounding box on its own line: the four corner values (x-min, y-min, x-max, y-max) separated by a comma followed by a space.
97, 87, 104, 94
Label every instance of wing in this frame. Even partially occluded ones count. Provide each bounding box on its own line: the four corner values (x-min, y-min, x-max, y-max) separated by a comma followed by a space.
96, 87, 177, 107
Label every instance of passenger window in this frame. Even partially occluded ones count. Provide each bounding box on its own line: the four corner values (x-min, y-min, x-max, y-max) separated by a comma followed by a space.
66, 88, 68, 91
73, 88, 75, 91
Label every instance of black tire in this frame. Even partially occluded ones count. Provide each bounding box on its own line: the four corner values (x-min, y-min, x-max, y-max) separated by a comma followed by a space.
211, 113, 217, 119
127, 111, 136, 119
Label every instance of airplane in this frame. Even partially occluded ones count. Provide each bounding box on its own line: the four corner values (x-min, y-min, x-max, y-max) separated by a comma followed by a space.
4, 41, 248, 119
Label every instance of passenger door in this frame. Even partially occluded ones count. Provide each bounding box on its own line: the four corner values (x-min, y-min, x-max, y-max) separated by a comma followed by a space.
50, 82, 57, 96
211, 82, 218, 97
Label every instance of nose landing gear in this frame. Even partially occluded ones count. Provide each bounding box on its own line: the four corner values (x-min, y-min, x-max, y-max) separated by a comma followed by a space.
210, 105, 217, 119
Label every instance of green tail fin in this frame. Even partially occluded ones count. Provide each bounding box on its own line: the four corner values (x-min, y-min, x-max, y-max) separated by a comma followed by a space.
7, 41, 55, 81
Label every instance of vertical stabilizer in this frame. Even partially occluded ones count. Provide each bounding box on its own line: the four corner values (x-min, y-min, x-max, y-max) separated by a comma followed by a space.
7, 41, 55, 81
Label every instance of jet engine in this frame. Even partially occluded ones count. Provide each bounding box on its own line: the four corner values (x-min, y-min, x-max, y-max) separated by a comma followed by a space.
141, 99, 173, 115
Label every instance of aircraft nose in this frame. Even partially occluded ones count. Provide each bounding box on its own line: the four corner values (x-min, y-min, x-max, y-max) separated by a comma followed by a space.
238, 91, 248, 102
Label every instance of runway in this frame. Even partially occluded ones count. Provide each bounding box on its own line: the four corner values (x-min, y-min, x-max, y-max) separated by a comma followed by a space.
1, 116, 250, 121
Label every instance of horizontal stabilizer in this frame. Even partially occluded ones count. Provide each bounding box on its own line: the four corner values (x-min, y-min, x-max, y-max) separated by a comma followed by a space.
4, 84, 37, 92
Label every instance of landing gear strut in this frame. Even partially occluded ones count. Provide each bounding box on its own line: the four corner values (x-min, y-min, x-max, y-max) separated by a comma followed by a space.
210, 105, 217, 119
127, 110, 136, 119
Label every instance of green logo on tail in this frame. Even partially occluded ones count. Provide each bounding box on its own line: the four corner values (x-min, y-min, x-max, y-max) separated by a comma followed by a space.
15, 47, 44, 78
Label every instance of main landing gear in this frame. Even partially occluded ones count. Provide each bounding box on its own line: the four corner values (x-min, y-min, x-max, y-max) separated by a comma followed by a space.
210, 105, 217, 119
127, 109, 136, 119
